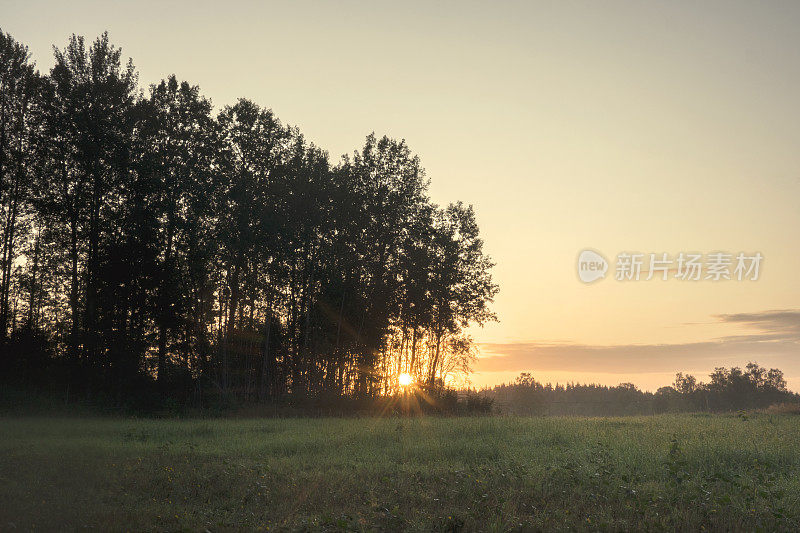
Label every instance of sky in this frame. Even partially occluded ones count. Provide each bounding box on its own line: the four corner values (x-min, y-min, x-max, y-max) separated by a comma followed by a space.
4, 0, 800, 391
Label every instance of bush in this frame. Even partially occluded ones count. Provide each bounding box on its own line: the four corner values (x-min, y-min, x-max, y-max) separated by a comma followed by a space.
764, 402, 800, 415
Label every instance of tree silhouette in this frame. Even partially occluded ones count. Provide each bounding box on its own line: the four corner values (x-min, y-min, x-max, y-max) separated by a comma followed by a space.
0, 29, 499, 410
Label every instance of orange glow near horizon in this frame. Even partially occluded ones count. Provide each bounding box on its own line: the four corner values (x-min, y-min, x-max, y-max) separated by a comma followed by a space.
6, 1, 800, 391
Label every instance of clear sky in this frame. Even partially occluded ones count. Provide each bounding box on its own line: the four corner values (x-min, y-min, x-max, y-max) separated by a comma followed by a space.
4, 0, 800, 391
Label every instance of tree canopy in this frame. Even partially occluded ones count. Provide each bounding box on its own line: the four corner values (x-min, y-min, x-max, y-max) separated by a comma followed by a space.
0, 30, 498, 408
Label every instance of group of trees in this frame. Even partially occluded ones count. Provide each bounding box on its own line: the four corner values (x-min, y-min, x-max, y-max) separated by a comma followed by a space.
0, 30, 498, 408
482, 363, 798, 416
664, 362, 791, 412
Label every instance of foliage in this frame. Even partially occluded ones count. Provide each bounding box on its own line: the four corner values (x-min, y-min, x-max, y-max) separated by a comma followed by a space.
482, 363, 799, 416
0, 29, 498, 407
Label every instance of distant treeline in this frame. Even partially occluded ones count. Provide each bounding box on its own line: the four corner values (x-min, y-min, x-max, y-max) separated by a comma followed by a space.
0, 30, 498, 410
480, 363, 799, 416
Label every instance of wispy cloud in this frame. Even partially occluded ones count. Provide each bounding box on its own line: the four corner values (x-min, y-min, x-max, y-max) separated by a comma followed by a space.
476, 310, 800, 377
716, 310, 800, 339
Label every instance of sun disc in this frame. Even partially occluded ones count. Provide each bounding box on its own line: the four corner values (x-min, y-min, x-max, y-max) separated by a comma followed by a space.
398, 373, 413, 386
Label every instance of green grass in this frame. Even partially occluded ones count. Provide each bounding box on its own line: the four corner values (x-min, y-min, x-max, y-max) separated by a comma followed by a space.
1, 414, 799, 531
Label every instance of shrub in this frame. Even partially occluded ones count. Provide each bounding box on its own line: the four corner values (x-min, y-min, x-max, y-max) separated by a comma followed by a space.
764, 402, 800, 415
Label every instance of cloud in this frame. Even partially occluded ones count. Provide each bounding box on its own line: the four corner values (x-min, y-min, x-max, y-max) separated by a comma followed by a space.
475, 309, 800, 377
716, 310, 800, 338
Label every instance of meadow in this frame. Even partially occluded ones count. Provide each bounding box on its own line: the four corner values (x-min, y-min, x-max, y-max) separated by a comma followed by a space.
1, 414, 799, 531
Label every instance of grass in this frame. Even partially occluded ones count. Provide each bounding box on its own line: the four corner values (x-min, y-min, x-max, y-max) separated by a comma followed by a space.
1, 414, 799, 531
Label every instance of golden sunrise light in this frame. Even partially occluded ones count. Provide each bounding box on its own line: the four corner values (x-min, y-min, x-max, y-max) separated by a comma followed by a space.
5, 0, 800, 392
3, 2, 800, 530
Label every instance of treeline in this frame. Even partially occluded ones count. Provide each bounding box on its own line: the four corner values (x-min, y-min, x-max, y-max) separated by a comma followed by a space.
0, 30, 498, 409
481, 363, 799, 416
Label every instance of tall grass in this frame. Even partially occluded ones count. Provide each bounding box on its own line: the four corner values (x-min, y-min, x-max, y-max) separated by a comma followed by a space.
1, 414, 799, 530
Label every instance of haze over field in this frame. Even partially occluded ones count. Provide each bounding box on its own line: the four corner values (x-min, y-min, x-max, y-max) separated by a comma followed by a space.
5, 0, 800, 390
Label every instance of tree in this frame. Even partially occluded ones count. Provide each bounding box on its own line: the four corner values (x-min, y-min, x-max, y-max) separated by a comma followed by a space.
145, 75, 219, 385
674, 372, 697, 394
0, 30, 39, 340
44, 33, 138, 379
0, 30, 500, 409
424, 202, 498, 386
338, 134, 431, 393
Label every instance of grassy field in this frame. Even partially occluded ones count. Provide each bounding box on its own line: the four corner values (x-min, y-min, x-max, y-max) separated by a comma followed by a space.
1, 414, 799, 531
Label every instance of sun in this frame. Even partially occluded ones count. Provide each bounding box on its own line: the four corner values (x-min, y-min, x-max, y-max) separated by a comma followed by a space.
398, 373, 413, 387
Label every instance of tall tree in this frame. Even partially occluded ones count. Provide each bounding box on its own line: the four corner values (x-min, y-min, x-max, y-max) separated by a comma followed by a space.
0, 30, 39, 340
146, 75, 219, 384
338, 134, 430, 393
45, 33, 138, 373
